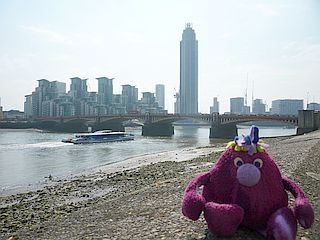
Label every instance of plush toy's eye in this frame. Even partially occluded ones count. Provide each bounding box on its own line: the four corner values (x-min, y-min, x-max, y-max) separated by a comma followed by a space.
253, 159, 263, 168
234, 157, 244, 167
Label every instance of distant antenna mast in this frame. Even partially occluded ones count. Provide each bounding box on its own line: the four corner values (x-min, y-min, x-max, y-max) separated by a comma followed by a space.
245, 73, 248, 106
252, 78, 254, 104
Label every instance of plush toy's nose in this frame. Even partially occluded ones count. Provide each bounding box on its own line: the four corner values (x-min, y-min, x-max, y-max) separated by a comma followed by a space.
237, 163, 261, 187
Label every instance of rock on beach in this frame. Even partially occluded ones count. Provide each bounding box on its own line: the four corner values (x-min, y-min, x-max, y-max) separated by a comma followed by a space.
1, 131, 320, 240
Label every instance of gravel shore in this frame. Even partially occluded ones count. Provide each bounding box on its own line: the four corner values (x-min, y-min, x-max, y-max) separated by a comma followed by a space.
1, 131, 319, 240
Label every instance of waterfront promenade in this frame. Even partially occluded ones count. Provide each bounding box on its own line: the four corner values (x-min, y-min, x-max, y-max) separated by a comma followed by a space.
1, 131, 319, 239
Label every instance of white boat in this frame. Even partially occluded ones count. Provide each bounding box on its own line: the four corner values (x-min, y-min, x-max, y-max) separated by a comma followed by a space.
62, 130, 134, 144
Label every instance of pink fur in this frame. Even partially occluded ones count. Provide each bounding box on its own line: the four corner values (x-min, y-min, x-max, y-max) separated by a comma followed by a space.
182, 147, 315, 238
266, 207, 297, 240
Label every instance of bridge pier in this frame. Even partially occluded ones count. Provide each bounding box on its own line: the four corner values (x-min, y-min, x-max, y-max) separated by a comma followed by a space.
210, 123, 237, 139
93, 122, 125, 132
297, 110, 320, 135
142, 123, 174, 137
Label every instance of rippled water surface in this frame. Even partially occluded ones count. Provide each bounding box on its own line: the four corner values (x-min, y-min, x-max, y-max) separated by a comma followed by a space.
0, 127, 212, 191
0, 126, 296, 192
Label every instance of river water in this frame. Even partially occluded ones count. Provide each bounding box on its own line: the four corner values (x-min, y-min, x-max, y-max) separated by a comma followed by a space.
0, 126, 296, 193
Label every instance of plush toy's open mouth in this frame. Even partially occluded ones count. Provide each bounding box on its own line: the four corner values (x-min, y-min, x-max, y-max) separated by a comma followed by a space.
236, 163, 261, 187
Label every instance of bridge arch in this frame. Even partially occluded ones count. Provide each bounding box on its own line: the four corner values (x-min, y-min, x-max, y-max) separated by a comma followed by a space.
218, 115, 298, 126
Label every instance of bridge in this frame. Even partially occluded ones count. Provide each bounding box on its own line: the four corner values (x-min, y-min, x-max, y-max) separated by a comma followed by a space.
34, 110, 319, 138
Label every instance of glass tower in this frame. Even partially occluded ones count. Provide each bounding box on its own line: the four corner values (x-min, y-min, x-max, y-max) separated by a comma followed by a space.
155, 84, 165, 110
179, 23, 198, 114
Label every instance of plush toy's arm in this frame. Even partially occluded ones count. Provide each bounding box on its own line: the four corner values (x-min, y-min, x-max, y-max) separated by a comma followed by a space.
282, 176, 314, 228
182, 172, 211, 221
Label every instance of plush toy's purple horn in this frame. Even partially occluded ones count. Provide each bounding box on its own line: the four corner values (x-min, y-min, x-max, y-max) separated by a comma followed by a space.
249, 125, 259, 144
233, 126, 267, 155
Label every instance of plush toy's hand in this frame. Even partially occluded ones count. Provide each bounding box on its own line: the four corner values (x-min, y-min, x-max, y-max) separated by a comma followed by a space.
294, 198, 314, 229
182, 172, 210, 221
204, 202, 244, 236
182, 191, 206, 221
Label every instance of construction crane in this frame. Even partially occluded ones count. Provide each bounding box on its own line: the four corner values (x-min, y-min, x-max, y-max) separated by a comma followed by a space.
174, 88, 179, 99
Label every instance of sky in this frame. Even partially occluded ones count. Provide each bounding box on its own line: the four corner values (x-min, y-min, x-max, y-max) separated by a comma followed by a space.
0, 0, 319, 113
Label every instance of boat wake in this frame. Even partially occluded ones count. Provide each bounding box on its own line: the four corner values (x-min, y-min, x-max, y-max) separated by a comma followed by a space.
0, 141, 68, 150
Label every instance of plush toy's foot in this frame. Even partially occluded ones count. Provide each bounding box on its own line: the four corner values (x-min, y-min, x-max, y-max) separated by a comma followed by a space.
204, 202, 244, 237
266, 207, 297, 240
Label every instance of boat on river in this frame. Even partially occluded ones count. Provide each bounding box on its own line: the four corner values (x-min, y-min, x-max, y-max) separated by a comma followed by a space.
62, 130, 134, 144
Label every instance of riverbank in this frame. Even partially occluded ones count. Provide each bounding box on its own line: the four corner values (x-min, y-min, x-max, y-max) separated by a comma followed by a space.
1, 131, 319, 239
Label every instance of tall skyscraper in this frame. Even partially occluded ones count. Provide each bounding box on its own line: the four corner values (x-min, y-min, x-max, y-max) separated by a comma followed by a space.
155, 84, 165, 110
179, 23, 198, 114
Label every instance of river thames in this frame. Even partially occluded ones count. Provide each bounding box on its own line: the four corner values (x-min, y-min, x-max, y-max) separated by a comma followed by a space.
0, 126, 296, 193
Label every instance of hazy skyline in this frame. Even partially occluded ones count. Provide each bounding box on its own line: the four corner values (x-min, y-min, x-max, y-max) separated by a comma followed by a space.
0, 0, 319, 113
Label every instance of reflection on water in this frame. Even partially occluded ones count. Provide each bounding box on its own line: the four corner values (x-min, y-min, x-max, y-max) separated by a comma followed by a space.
0, 125, 296, 192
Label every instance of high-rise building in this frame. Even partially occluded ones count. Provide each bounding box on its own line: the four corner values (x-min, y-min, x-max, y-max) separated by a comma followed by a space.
97, 77, 113, 105
25, 77, 167, 117
137, 92, 165, 114
155, 84, 165, 110
179, 23, 198, 114
307, 102, 320, 111
230, 97, 244, 114
252, 99, 266, 115
0, 98, 3, 120
69, 77, 88, 99
68, 77, 88, 116
210, 97, 219, 113
31, 79, 50, 117
29, 79, 67, 117
49, 81, 66, 99
24, 94, 33, 118
141, 92, 155, 105
243, 105, 250, 115
122, 85, 138, 113
174, 91, 180, 114
271, 99, 303, 115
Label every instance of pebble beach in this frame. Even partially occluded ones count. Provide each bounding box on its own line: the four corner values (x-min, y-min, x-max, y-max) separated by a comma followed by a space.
1, 131, 320, 240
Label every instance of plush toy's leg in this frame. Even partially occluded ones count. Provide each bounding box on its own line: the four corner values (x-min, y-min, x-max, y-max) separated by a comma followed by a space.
266, 207, 297, 240
204, 202, 244, 237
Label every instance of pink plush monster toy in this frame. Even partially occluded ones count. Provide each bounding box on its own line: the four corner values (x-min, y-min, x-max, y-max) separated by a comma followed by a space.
182, 126, 314, 239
